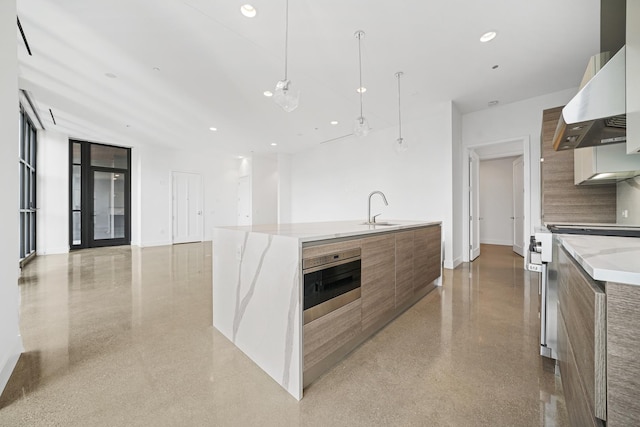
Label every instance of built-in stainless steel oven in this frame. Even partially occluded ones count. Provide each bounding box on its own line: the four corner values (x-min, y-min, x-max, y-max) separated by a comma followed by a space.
303, 248, 361, 325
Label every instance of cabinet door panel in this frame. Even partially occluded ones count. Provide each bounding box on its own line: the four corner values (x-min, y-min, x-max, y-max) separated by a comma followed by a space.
558, 247, 606, 421
361, 234, 395, 330
395, 231, 414, 308
303, 298, 362, 375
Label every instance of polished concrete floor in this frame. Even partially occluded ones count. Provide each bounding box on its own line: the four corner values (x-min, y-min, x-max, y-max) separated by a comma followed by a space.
0, 243, 568, 426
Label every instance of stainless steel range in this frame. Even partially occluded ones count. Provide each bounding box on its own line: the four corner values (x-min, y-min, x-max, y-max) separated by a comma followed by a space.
528, 228, 557, 359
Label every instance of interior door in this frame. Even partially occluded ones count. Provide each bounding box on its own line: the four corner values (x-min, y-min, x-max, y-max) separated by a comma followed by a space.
512, 156, 525, 256
469, 151, 480, 261
172, 172, 203, 244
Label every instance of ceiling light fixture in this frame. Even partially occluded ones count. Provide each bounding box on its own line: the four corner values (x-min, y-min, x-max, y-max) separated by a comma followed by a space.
263, 90, 273, 97
480, 31, 497, 43
356, 87, 367, 93
240, 5, 257, 18
353, 30, 370, 137
270, 143, 277, 146
488, 100, 499, 107
273, 0, 299, 112
492, 64, 499, 70
330, 120, 338, 125
209, 127, 218, 131
394, 71, 408, 153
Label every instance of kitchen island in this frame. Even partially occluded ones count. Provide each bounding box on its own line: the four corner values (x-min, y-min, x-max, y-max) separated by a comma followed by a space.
553, 234, 640, 426
212, 220, 442, 400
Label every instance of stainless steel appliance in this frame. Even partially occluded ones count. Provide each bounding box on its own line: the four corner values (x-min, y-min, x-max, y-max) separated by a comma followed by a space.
529, 228, 557, 359
303, 248, 361, 325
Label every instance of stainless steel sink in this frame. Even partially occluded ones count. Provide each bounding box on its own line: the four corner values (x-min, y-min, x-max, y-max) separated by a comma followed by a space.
360, 222, 398, 226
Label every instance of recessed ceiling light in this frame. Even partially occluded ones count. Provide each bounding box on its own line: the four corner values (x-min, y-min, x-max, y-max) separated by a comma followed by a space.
270, 143, 277, 146
241, 4, 256, 18
263, 90, 273, 97
330, 121, 338, 125
209, 127, 217, 131
492, 65, 499, 70
488, 100, 499, 107
356, 87, 367, 93
480, 31, 497, 43
105, 72, 117, 78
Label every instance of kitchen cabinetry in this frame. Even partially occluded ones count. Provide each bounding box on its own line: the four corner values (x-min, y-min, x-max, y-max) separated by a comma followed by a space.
395, 231, 414, 308
302, 223, 442, 388
541, 107, 617, 223
414, 226, 441, 292
557, 242, 640, 426
361, 234, 396, 330
303, 298, 362, 381
557, 246, 606, 426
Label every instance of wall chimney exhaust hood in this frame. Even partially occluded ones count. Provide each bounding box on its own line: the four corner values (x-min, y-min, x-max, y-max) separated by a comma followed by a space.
553, 46, 626, 151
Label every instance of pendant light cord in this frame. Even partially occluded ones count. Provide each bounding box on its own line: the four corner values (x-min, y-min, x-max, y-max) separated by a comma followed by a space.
397, 72, 402, 139
357, 31, 364, 119
284, 0, 289, 81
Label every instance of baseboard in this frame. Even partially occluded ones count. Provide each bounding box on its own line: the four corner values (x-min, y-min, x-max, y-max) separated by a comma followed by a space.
36, 246, 69, 255
480, 239, 512, 246
138, 240, 172, 248
0, 336, 24, 395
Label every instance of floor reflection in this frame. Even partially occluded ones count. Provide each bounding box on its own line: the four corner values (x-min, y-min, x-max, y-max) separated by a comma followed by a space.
1, 243, 567, 426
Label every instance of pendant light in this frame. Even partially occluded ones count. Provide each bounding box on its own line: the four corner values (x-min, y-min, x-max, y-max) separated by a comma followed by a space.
353, 30, 370, 137
394, 71, 408, 153
274, 0, 299, 112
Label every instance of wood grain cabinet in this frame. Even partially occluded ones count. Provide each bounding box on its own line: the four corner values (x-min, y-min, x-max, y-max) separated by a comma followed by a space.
303, 224, 442, 387
395, 231, 414, 308
557, 247, 606, 426
414, 225, 441, 292
540, 106, 616, 223
361, 234, 396, 330
557, 245, 640, 427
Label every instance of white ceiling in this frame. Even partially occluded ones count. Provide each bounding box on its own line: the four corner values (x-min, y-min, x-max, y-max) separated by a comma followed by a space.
16, 0, 600, 155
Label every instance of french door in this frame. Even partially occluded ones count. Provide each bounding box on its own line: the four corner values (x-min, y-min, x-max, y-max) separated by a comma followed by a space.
70, 141, 131, 249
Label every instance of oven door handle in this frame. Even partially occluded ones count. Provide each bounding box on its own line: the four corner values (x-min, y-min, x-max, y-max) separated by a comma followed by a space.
302, 256, 361, 274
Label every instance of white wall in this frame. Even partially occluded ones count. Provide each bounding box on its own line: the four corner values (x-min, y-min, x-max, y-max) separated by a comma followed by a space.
289, 102, 456, 268
251, 154, 278, 225
451, 103, 463, 267
277, 154, 292, 224
1, 0, 24, 394
37, 130, 69, 254
479, 157, 517, 245
136, 144, 239, 246
617, 176, 640, 224
461, 88, 577, 257
35, 139, 239, 250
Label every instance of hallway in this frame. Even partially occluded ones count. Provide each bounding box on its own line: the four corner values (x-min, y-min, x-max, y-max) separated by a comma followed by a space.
0, 243, 568, 426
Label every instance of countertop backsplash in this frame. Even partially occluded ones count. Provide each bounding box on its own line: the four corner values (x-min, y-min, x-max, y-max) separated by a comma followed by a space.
617, 176, 640, 224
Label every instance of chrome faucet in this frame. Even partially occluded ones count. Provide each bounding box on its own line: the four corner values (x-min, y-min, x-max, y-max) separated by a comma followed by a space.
368, 191, 389, 224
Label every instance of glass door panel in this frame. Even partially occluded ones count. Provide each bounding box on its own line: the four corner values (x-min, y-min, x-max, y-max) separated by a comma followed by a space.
93, 171, 126, 241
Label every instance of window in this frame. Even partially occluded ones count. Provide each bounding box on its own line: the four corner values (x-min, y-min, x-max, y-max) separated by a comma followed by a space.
19, 107, 37, 264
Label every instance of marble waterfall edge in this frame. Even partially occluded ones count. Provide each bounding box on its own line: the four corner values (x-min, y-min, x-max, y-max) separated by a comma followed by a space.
212, 228, 302, 399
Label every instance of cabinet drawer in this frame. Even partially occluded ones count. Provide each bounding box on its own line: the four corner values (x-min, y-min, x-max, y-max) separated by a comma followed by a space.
303, 298, 362, 375
558, 316, 605, 427
558, 247, 606, 420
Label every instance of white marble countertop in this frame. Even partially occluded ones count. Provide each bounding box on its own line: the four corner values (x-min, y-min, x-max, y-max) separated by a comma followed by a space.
559, 235, 640, 286
217, 220, 441, 243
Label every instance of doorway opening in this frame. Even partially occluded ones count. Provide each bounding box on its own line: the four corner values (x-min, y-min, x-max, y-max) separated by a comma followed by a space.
464, 137, 530, 268
69, 140, 131, 249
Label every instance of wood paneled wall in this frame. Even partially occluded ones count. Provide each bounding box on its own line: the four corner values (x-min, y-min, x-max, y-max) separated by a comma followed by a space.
541, 107, 617, 223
